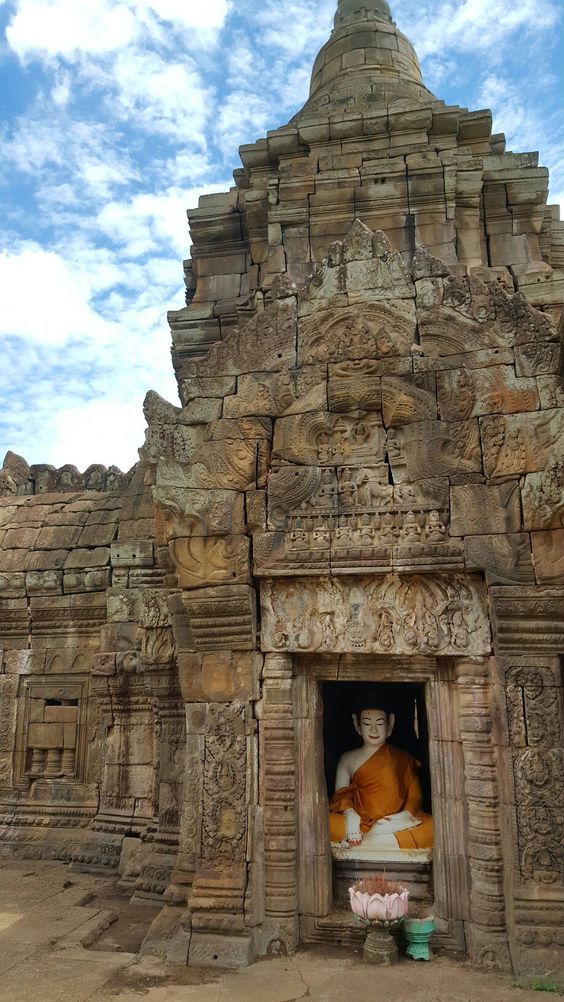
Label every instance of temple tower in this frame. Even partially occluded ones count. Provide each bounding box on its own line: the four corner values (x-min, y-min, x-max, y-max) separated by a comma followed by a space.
0, 0, 563, 984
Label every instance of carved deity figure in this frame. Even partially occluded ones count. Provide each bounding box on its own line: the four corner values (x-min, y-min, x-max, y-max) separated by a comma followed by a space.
425, 509, 446, 541
329, 698, 433, 850
402, 511, 421, 541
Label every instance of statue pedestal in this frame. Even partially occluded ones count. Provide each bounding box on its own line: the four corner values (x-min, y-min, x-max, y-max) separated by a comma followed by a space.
362, 922, 400, 965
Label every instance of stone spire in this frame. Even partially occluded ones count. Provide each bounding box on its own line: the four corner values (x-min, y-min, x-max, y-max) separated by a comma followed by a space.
292, 0, 434, 121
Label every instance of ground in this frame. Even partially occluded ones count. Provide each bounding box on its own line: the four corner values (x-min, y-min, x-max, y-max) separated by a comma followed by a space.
0, 860, 560, 1001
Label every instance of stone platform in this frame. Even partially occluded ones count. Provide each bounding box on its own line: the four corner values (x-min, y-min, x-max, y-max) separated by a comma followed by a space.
0, 860, 560, 1002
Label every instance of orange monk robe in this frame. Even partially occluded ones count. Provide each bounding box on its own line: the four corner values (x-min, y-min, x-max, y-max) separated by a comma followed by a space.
329, 744, 433, 849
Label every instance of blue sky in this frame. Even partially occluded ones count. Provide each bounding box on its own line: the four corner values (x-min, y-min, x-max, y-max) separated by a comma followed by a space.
1, 0, 563, 473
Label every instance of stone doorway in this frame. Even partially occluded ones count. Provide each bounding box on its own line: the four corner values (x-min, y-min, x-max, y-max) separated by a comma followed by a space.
292, 654, 468, 954
323, 679, 433, 910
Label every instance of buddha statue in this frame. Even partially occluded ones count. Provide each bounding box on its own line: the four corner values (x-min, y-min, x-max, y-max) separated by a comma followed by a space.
329, 696, 433, 850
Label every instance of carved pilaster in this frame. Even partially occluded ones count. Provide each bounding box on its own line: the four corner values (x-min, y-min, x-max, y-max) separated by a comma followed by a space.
187, 700, 257, 968
456, 657, 511, 971
71, 673, 157, 872
259, 652, 298, 955
132, 670, 185, 903
499, 655, 564, 976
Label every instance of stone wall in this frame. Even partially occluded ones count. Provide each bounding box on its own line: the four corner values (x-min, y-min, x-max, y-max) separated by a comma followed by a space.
0, 0, 562, 981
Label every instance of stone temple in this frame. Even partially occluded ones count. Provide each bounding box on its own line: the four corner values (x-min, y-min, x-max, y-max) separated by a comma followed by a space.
0, 0, 563, 980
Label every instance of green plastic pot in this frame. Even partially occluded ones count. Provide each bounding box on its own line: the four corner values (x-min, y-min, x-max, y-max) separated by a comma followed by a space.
403, 916, 435, 961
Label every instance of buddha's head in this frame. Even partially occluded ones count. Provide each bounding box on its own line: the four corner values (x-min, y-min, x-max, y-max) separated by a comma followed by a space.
352, 696, 395, 752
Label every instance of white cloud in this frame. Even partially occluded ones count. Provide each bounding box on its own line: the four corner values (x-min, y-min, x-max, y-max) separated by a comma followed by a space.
0, 245, 120, 345
95, 183, 230, 257
6, 0, 138, 58
45, 397, 149, 470
141, 0, 230, 31
402, 0, 560, 60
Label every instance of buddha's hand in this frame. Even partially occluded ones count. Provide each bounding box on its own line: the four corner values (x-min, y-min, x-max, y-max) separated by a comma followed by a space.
344, 809, 362, 846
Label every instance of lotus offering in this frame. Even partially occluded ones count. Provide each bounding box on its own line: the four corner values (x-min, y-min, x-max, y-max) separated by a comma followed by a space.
349, 875, 409, 965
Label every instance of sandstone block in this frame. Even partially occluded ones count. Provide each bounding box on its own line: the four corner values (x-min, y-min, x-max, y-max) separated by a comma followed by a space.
514, 341, 561, 377
298, 301, 416, 365
63, 722, 77, 748
170, 535, 250, 590
245, 490, 267, 532
44, 705, 78, 722
267, 466, 337, 530
223, 366, 326, 419
28, 722, 64, 748
531, 529, 564, 583
450, 482, 522, 535
0, 572, 26, 597
536, 375, 564, 409
273, 412, 386, 467
464, 533, 534, 584
521, 462, 564, 530
154, 487, 245, 541
480, 409, 564, 477
63, 568, 111, 593
99, 622, 139, 652
92, 653, 116, 676
25, 570, 62, 595
76, 522, 118, 547
388, 419, 482, 482
437, 366, 539, 421
328, 361, 381, 412
111, 540, 154, 567
194, 299, 297, 377
205, 417, 271, 441
382, 373, 437, 425
179, 375, 236, 406
178, 651, 261, 702
3, 527, 40, 548
64, 547, 111, 569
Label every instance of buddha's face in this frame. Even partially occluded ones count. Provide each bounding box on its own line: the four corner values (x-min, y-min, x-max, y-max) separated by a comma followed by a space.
353, 708, 394, 751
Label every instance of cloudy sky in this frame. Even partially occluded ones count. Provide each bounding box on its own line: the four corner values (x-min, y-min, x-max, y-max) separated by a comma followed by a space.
1, 0, 562, 473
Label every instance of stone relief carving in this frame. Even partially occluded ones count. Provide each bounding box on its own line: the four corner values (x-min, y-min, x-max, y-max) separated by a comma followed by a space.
505, 665, 564, 885
272, 411, 386, 467
298, 302, 415, 366
260, 574, 490, 655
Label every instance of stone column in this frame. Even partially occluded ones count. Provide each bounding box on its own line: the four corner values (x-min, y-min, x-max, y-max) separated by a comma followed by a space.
72, 670, 158, 872
456, 657, 511, 971
131, 669, 185, 902
187, 698, 257, 968
258, 652, 298, 955
499, 655, 564, 976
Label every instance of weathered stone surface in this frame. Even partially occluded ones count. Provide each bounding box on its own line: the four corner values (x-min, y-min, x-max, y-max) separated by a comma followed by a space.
223, 367, 326, 418
382, 373, 437, 425
298, 301, 416, 365
327, 361, 382, 412
437, 366, 539, 421
530, 529, 564, 582
267, 466, 337, 530
464, 533, 535, 584
178, 651, 261, 701
387, 419, 482, 481
193, 299, 297, 377
272, 412, 386, 467
480, 409, 564, 477
170, 535, 250, 590
514, 341, 561, 377
261, 574, 491, 655
450, 482, 522, 535
521, 460, 564, 530
153, 487, 245, 540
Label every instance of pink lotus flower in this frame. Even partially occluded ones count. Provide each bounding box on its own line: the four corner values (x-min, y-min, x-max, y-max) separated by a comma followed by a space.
349, 887, 409, 921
